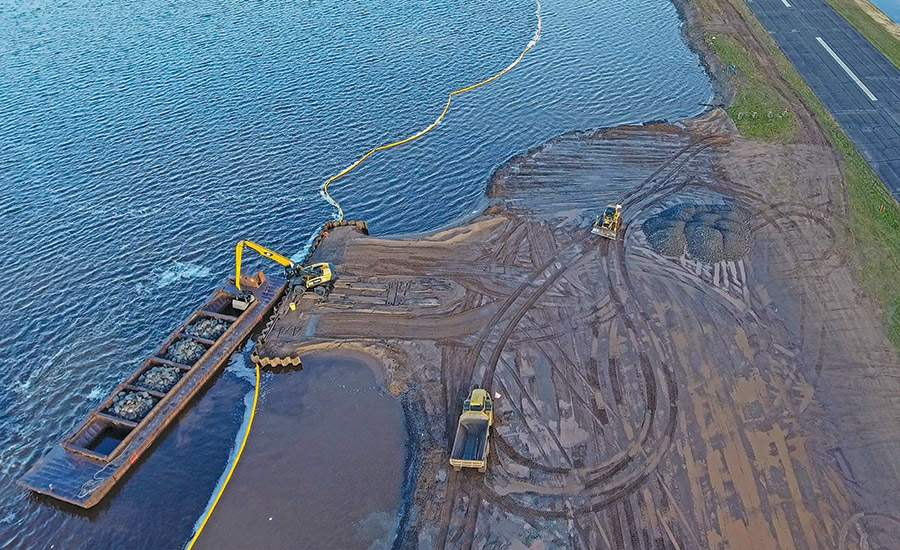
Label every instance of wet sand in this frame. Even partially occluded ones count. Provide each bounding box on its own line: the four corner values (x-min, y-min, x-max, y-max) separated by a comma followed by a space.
194, 353, 405, 550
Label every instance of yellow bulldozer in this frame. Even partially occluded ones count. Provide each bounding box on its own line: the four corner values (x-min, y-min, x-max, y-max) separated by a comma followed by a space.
592, 204, 622, 239
232, 240, 335, 310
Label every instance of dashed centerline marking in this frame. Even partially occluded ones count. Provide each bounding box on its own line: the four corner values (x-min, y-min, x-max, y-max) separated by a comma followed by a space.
815, 36, 878, 101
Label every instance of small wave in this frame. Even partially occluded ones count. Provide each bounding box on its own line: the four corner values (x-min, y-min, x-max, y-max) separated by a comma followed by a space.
86, 386, 105, 400
155, 262, 212, 289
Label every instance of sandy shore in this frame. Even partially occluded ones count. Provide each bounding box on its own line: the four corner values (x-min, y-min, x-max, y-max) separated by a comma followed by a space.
853, 0, 900, 40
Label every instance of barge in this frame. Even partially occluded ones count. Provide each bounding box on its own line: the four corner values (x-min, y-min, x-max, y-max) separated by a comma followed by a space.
19, 272, 286, 509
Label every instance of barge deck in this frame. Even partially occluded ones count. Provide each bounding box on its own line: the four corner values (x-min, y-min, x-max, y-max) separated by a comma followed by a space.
19, 272, 286, 509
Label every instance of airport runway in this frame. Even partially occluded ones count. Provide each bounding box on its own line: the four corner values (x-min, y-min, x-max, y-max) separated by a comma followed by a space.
747, 0, 900, 194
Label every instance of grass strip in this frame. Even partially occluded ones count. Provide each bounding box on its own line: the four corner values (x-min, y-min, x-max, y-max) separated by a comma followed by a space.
700, 0, 900, 347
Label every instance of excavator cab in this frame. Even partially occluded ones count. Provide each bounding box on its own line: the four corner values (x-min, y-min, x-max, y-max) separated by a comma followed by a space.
287, 262, 335, 296
232, 241, 336, 310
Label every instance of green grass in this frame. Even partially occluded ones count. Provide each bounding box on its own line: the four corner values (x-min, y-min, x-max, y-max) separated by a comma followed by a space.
823, 0, 900, 72
707, 0, 900, 348
707, 34, 795, 141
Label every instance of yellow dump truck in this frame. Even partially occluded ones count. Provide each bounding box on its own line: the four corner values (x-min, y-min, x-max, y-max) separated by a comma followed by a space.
449, 388, 493, 472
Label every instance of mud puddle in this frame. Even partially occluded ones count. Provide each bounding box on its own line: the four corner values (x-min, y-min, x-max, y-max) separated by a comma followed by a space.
194, 353, 405, 550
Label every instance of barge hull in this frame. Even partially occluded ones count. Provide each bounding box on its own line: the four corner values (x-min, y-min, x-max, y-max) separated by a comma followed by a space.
18, 274, 286, 508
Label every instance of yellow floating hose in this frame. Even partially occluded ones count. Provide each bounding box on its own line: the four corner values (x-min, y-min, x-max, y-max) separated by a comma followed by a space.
187, 5, 543, 545
323, 0, 543, 222
185, 364, 260, 550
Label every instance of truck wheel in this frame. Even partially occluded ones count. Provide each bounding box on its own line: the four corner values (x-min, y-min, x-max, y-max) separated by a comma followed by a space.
314, 285, 327, 297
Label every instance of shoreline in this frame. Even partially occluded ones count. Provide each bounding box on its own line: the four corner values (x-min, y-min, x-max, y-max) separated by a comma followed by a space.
852, 0, 900, 41
210, 0, 900, 546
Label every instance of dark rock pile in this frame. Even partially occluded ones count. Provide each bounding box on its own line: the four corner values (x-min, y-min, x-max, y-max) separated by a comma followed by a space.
138, 366, 182, 393
165, 339, 208, 365
644, 204, 751, 263
109, 390, 157, 422
185, 318, 230, 340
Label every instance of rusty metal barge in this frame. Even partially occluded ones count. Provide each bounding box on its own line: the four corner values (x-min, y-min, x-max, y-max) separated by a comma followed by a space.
19, 273, 286, 509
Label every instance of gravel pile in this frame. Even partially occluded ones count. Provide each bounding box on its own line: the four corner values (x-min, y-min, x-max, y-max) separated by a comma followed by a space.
185, 318, 230, 340
165, 339, 208, 365
644, 204, 751, 263
109, 390, 157, 422
138, 366, 182, 393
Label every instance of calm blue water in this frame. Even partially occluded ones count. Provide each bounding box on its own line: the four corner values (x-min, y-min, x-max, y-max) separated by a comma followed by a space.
0, 0, 710, 546
870, 0, 900, 24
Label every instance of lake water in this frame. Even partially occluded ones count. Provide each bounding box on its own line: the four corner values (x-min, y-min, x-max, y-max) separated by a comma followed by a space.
0, 0, 711, 546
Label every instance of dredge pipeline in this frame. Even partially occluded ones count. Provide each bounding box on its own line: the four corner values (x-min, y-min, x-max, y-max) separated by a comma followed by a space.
321, 0, 543, 223
185, 2, 543, 546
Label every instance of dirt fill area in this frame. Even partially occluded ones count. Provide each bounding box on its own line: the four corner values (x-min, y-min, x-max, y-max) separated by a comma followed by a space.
257, 109, 900, 549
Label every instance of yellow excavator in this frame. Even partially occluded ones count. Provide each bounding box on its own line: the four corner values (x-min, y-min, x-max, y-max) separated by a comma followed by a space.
232, 240, 335, 310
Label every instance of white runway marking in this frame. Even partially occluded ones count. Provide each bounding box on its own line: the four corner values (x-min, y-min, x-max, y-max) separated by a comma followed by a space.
815, 36, 878, 101
781, 0, 792, 8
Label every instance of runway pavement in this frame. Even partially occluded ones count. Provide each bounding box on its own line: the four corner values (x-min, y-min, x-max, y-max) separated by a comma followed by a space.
746, 0, 900, 195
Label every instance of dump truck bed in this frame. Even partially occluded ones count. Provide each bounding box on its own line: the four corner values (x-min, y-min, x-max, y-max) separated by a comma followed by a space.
450, 416, 489, 469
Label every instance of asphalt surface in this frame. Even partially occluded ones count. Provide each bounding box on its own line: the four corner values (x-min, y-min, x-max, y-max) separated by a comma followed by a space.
746, 0, 900, 194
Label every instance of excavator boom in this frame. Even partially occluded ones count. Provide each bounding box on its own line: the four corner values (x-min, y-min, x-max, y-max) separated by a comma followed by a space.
235, 240, 295, 291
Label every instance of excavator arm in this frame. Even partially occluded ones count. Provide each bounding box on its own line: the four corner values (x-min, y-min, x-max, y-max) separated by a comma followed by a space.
234, 240, 295, 291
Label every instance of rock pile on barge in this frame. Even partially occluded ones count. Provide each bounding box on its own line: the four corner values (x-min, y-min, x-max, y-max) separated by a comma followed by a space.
186, 318, 230, 340
166, 339, 208, 365
137, 366, 183, 393
109, 391, 157, 422
18, 273, 287, 508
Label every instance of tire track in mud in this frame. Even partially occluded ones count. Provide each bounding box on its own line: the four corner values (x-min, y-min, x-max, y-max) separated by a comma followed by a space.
438, 235, 597, 547
473, 252, 661, 518
478, 171, 686, 525
439, 133, 714, 542
486, 142, 696, 502
708, 176, 839, 264
437, 233, 589, 549
481, 261, 573, 390
435, 468, 460, 550
622, 135, 727, 210
460, 484, 482, 550
478, 240, 615, 474
468, 233, 590, 360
